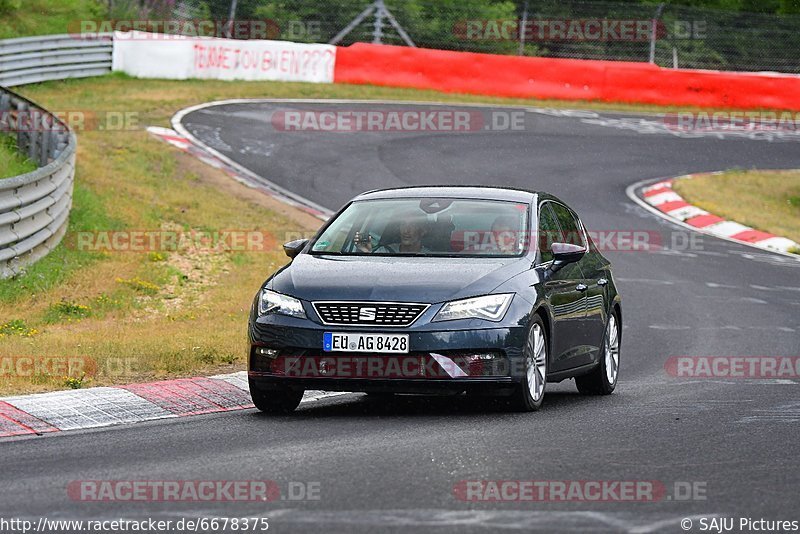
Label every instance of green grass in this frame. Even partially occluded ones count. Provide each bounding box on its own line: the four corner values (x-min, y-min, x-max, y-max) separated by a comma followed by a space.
0, 318, 37, 338
43, 299, 92, 323
0, 181, 122, 302
0, 0, 105, 39
0, 135, 37, 178
673, 169, 800, 247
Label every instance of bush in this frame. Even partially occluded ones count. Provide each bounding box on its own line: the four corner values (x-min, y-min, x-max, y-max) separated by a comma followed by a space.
0, 0, 21, 15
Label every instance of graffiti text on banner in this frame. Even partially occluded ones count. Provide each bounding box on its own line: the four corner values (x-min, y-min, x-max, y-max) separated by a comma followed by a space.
112, 31, 336, 84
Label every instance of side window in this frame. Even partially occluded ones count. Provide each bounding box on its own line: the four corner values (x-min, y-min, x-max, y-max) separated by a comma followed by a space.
549, 203, 585, 248
537, 203, 562, 263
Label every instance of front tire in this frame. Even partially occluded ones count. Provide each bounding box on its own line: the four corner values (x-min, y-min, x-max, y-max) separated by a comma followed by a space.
508, 316, 548, 412
576, 310, 620, 395
249, 381, 303, 414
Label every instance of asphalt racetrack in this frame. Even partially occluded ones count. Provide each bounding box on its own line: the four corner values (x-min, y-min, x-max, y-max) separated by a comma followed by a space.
3, 101, 799, 533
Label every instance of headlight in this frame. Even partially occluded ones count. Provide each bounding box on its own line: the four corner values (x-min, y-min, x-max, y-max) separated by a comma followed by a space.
259, 289, 306, 318
433, 293, 514, 322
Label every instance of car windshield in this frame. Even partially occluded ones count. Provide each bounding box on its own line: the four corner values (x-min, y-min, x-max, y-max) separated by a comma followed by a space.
310, 198, 529, 257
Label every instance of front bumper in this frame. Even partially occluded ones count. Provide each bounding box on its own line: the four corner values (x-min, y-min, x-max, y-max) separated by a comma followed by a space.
248, 313, 527, 394
248, 374, 517, 395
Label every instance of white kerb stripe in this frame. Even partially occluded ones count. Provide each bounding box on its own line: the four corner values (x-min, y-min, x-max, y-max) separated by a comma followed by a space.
667, 205, 707, 221
4, 388, 175, 431
641, 181, 674, 193
704, 220, 752, 238
755, 236, 800, 253
645, 191, 683, 206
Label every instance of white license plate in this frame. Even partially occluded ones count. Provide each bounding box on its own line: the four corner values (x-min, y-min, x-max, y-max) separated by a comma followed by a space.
323, 332, 409, 354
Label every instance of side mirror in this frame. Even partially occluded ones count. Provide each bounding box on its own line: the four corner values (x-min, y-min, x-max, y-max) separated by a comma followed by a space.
549, 242, 586, 272
283, 239, 308, 259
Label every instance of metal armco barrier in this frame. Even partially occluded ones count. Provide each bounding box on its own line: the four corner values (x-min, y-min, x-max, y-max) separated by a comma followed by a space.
0, 34, 108, 277
0, 33, 112, 87
1, 90, 77, 279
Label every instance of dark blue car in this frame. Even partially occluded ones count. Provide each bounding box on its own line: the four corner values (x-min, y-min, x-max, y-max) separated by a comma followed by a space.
248, 186, 622, 413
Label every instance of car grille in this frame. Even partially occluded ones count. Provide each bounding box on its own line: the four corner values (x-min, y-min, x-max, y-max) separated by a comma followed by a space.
312, 301, 429, 327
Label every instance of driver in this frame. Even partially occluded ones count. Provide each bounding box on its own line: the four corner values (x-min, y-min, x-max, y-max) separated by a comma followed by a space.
356, 212, 430, 254
490, 215, 520, 254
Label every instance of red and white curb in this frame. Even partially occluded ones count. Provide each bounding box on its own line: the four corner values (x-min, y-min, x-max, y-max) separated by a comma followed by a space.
0, 372, 345, 438
632, 172, 800, 255
146, 125, 331, 221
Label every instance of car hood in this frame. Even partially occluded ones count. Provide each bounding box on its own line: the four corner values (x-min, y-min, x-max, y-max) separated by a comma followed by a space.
268, 254, 529, 303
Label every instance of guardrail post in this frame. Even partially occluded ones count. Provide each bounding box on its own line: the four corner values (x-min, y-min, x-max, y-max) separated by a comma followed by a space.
40, 114, 50, 166
49, 129, 58, 161
28, 111, 39, 163
15, 99, 27, 156
649, 3, 666, 64
0, 92, 9, 121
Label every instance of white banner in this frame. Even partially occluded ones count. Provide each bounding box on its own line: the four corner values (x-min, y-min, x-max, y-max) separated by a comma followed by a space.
112, 31, 336, 83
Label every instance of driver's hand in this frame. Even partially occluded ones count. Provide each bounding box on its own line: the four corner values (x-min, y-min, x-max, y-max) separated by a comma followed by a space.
354, 231, 372, 253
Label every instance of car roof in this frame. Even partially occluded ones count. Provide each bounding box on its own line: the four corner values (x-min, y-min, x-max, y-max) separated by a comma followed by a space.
354, 185, 541, 203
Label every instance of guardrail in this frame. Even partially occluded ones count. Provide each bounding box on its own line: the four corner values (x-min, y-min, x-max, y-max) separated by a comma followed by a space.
0, 87, 76, 278
0, 34, 102, 278
0, 33, 112, 87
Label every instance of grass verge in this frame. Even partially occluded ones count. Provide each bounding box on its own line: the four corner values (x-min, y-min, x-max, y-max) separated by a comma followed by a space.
0, 135, 37, 178
673, 169, 800, 249
0, 0, 105, 40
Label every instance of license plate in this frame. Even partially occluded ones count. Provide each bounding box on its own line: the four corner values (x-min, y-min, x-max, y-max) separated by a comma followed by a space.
323, 332, 409, 354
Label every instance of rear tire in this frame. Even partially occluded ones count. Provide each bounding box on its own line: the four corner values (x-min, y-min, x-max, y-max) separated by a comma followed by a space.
576, 310, 620, 395
249, 381, 303, 414
507, 316, 548, 412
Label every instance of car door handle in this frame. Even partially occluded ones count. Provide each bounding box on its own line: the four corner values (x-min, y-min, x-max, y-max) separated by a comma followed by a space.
576, 283, 588, 292
597, 278, 608, 286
